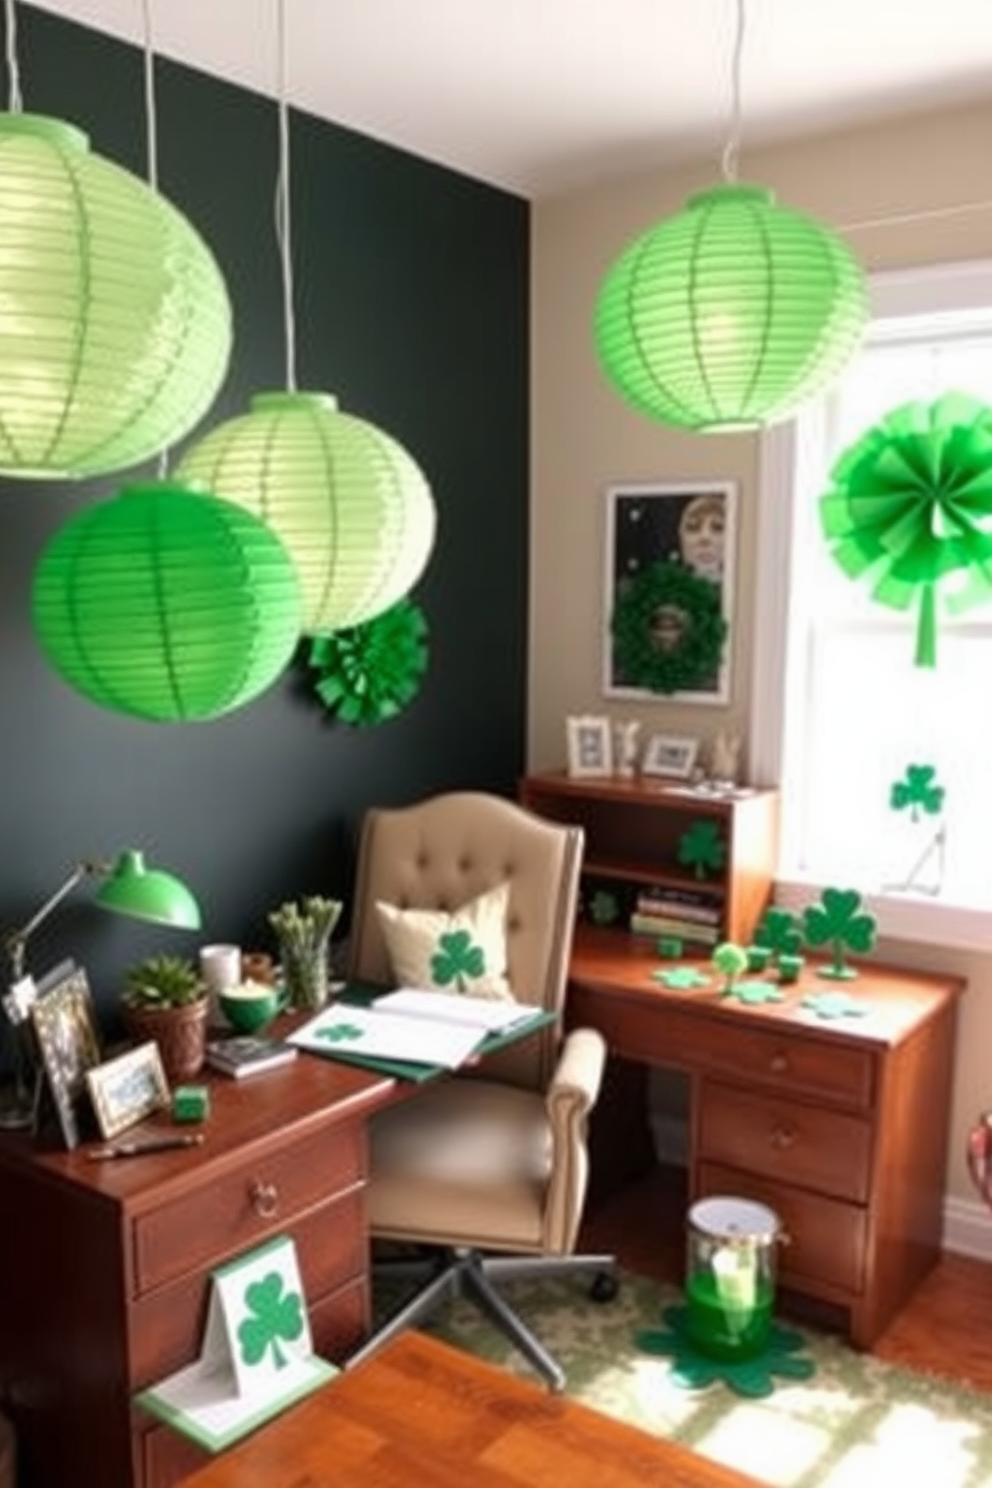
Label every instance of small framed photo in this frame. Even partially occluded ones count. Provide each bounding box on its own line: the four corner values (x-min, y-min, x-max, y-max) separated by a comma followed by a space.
86, 1042, 171, 1140
566, 715, 613, 778
30, 963, 102, 1150
642, 733, 700, 780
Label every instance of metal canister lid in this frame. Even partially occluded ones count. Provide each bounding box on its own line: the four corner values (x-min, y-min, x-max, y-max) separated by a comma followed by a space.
688, 1195, 780, 1244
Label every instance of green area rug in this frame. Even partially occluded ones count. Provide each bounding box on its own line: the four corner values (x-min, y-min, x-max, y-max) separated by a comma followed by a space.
399, 1271, 992, 1488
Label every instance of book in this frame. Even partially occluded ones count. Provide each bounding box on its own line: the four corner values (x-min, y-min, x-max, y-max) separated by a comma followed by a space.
635, 895, 721, 925
629, 912, 720, 943
204, 1036, 298, 1079
288, 998, 493, 1070
374, 987, 542, 1033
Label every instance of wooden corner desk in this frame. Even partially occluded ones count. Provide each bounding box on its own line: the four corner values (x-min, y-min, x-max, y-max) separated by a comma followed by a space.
178, 1329, 766, 1488
567, 925, 964, 1350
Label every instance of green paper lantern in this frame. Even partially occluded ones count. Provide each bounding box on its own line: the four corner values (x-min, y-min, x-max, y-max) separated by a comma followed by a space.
0, 114, 232, 479
32, 481, 301, 722
178, 391, 436, 635
820, 391, 992, 667
594, 183, 868, 432
307, 598, 429, 727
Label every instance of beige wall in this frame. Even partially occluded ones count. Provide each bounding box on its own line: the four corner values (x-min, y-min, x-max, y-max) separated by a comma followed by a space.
530, 100, 992, 1214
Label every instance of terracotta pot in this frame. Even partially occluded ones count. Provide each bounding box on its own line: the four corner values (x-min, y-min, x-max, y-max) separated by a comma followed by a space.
122, 998, 209, 1083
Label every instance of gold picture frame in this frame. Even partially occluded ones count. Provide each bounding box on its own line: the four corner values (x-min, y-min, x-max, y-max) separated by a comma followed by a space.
86, 1041, 170, 1140
30, 963, 102, 1150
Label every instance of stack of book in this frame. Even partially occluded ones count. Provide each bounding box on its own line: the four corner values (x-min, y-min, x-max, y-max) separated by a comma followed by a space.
628, 888, 722, 946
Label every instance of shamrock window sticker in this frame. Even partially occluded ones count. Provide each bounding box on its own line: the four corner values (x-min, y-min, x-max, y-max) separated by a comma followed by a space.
883, 762, 947, 896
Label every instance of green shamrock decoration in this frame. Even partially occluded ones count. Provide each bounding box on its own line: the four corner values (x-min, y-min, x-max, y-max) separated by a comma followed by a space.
890, 763, 945, 822
678, 821, 726, 881
753, 907, 803, 961
722, 980, 786, 1006
589, 889, 620, 926
238, 1272, 304, 1370
316, 1022, 364, 1043
652, 967, 711, 990
307, 598, 429, 727
431, 930, 485, 992
712, 942, 748, 995
801, 991, 869, 1021
636, 1303, 816, 1399
611, 560, 728, 695
801, 888, 877, 980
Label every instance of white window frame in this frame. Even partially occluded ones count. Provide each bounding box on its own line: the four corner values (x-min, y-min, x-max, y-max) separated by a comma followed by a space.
749, 258, 992, 954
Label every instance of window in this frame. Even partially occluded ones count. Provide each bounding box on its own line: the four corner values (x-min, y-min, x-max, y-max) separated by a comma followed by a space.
751, 260, 992, 952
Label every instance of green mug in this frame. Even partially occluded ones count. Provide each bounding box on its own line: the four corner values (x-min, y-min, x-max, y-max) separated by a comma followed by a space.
218, 983, 288, 1034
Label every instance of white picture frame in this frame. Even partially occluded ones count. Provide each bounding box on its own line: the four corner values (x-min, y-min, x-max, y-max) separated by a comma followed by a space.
565, 714, 613, 778
641, 733, 700, 780
85, 1041, 170, 1140
603, 481, 737, 705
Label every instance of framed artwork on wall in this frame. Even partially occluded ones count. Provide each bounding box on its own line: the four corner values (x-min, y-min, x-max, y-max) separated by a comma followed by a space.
602, 481, 737, 705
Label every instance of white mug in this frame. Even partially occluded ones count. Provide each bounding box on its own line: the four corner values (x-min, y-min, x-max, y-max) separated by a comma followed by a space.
199, 944, 242, 995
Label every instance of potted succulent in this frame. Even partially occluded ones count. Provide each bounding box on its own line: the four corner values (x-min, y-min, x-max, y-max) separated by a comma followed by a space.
121, 953, 209, 1082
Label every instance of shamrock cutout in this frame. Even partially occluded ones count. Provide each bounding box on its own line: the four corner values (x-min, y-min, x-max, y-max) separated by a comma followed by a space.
589, 889, 620, 926
636, 1303, 816, 1399
722, 979, 786, 1006
431, 929, 485, 992
754, 907, 803, 961
316, 1021, 364, 1043
889, 763, 945, 821
653, 967, 711, 990
801, 991, 869, 1021
678, 820, 727, 880
802, 888, 877, 980
238, 1272, 304, 1370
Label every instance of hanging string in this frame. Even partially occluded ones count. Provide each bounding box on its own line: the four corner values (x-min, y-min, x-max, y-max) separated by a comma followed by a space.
141, 0, 159, 194
720, 0, 746, 183
4, 0, 22, 113
839, 195, 992, 235
275, 0, 298, 393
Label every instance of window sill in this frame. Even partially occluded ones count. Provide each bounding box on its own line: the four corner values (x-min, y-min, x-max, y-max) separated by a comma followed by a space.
774, 876, 991, 956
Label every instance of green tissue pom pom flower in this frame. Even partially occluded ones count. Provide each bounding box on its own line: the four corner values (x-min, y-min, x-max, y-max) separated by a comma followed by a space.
307, 598, 428, 727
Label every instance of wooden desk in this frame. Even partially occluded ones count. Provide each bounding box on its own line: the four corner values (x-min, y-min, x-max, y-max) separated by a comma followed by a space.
0, 1047, 397, 1488
568, 926, 963, 1349
179, 1330, 766, 1488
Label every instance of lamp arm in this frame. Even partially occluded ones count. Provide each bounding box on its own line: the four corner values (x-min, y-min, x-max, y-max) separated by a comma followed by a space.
3, 861, 109, 982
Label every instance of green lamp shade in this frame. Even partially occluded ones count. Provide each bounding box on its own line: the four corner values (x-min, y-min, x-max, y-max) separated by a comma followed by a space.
96, 850, 201, 929
594, 183, 868, 432
0, 114, 232, 479
31, 480, 302, 722
178, 391, 437, 635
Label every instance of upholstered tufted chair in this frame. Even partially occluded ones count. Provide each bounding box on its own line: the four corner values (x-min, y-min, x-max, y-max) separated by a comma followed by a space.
344, 791, 615, 1390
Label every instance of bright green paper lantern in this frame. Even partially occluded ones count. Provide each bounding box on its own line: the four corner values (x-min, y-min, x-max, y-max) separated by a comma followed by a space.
32, 481, 301, 721
178, 390, 436, 635
594, 183, 868, 432
0, 114, 232, 479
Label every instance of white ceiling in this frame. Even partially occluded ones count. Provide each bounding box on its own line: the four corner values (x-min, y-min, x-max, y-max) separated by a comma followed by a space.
21, 0, 992, 197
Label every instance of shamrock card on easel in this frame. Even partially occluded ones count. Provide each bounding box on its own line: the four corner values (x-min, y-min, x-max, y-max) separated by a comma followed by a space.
135, 1234, 337, 1452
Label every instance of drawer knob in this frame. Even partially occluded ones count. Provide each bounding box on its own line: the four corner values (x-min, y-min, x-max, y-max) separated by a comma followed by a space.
250, 1180, 279, 1219
769, 1053, 789, 1075
770, 1124, 797, 1150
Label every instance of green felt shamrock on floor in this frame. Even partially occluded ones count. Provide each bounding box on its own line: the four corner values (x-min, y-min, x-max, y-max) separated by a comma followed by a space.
721, 979, 786, 1006
889, 763, 945, 821
678, 820, 727, 880
432, 930, 486, 992
801, 991, 869, 1021
238, 1272, 304, 1370
652, 967, 711, 990
801, 887, 877, 980
636, 1303, 816, 1399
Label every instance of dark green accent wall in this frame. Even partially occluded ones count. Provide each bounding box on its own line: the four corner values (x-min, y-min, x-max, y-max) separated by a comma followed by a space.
0, 8, 529, 1028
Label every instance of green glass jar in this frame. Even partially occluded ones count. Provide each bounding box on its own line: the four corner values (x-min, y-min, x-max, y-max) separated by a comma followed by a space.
685, 1196, 780, 1360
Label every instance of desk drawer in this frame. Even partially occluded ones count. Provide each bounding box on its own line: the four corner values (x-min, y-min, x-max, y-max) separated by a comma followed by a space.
698, 1162, 866, 1295
132, 1124, 365, 1295
698, 1081, 872, 1203
688, 1020, 874, 1109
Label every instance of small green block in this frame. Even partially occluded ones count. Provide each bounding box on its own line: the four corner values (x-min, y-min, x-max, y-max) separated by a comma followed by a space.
173, 1085, 210, 1122
656, 936, 683, 959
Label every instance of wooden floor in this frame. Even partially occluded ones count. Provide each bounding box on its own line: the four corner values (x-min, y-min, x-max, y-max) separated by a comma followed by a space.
579, 1165, 992, 1396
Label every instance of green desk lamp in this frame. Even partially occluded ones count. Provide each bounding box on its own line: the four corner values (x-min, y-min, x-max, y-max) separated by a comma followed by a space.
0, 851, 201, 1129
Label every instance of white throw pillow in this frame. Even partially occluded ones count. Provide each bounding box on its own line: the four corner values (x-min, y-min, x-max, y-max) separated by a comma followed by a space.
375, 882, 514, 1001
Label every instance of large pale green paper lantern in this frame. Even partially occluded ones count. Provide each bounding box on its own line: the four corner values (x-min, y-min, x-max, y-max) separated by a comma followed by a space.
595, 183, 868, 433
32, 481, 301, 721
178, 391, 436, 635
0, 114, 232, 478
